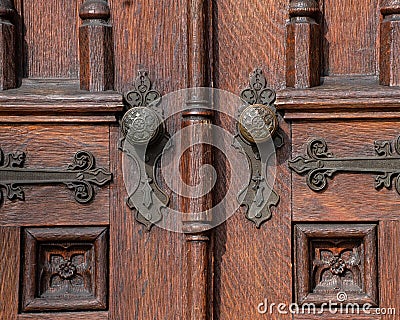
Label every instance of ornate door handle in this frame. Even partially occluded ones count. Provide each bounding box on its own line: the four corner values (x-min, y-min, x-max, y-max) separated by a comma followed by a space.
0, 149, 112, 205
121, 69, 283, 229
233, 69, 283, 227
119, 70, 169, 229
289, 136, 400, 194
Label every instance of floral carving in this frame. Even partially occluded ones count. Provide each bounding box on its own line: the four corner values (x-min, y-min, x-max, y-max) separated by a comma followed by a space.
312, 242, 363, 294
22, 227, 108, 312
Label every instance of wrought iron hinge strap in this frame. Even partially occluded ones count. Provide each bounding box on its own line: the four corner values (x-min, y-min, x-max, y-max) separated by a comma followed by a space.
289, 137, 400, 194
0, 149, 112, 205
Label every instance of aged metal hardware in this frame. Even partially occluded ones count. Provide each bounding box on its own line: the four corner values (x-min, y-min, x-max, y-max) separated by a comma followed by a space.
289, 136, 400, 194
0, 149, 112, 205
233, 69, 283, 227
120, 70, 169, 230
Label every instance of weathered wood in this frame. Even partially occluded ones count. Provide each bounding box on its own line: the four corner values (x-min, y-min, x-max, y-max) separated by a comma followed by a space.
0, 0, 17, 90
380, 0, 400, 86
79, 0, 114, 91
286, 0, 321, 88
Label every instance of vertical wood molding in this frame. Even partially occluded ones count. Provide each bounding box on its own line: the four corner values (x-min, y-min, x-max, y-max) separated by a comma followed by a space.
181, 108, 214, 320
0, 0, 17, 90
79, 0, 114, 91
183, 1, 213, 319
286, 0, 321, 88
380, 0, 400, 86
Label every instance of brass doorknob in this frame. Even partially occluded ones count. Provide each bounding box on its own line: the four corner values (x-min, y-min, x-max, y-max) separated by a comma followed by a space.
121, 106, 164, 145
238, 104, 278, 144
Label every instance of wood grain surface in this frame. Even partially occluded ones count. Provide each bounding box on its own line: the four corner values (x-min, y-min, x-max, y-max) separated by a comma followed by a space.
214, 0, 287, 92
110, 0, 189, 94
0, 227, 19, 320
379, 221, 400, 320
322, 0, 379, 76
22, 0, 84, 78
109, 125, 187, 319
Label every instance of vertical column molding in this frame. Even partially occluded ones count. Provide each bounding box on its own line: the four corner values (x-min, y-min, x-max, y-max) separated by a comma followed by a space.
183, 0, 212, 319
79, 0, 114, 91
380, 0, 400, 86
286, 0, 321, 88
0, 0, 17, 90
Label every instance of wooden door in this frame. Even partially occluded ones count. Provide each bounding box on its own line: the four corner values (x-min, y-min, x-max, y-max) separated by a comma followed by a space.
0, 0, 399, 319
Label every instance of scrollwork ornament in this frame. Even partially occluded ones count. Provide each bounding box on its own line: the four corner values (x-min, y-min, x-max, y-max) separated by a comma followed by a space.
0, 148, 112, 206
289, 136, 400, 196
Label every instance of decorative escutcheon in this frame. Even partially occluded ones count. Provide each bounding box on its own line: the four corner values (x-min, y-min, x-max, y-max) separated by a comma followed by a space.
120, 70, 169, 229
232, 68, 283, 228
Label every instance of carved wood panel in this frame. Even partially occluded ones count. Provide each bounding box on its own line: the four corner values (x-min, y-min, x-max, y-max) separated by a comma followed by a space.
21, 227, 108, 312
294, 224, 378, 306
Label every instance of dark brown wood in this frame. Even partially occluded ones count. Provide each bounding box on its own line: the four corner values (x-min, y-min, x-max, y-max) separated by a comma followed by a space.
380, 221, 400, 320
0, 227, 19, 319
0, 0, 17, 89
322, 0, 378, 76
380, 0, 400, 86
79, 0, 114, 91
211, 114, 291, 320
18, 312, 108, 320
181, 109, 213, 320
22, 0, 81, 78
286, 0, 321, 88
0, 79, 122, 116
181, 1, 214, 319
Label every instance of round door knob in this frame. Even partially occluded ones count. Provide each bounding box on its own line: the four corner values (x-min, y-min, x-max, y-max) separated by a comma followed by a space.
238, 104, 278, 144
121, 107, 164, 145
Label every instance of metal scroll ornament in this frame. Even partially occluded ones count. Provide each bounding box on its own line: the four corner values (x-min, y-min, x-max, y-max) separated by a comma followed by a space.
233, 69, 283, 228
289, 136, 400, 194
120, 70, 169, 230
0, 149, 112, 205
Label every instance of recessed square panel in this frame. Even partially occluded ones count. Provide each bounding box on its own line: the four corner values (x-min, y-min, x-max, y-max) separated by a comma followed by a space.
21, 227, 108, 312
294, 224, 378, 306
